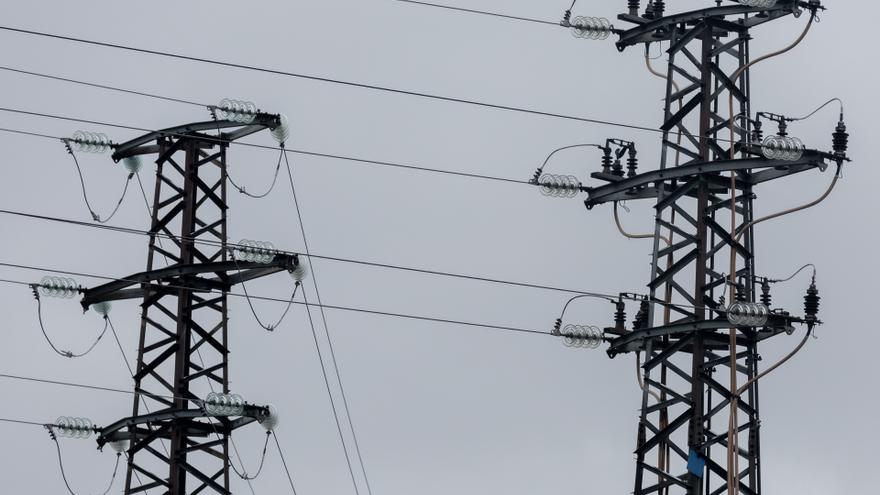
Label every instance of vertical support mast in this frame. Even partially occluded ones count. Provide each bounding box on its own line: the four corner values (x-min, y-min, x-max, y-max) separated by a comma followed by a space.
587, 3, 829, 494
81, 115, 297, 495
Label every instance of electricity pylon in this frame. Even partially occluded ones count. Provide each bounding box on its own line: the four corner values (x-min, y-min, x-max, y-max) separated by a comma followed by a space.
81, 114, 297, 494
580, 1, 844, 493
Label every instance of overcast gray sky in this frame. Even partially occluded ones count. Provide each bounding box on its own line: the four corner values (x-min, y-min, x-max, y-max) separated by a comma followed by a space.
0, 1, 877, 494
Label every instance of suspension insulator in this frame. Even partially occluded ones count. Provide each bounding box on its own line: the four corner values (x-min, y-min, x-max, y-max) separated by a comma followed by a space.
217, 98, 258, 124
737, 0, 778, 8
55, 417, 95, 439
538, 174, 581, 198
628, 0, 641, 16
204, 392, 245, 416
569, 16, 612, 40
70, 131, 112, 153
832, 119, 849, 159
762, 135, 804, 162
614, 300, 626, 330
560, 324, 604, 349
760, 279, 772, 308
235, 239, 277, 264
632, 298, 650, 330
727, 302, 769, 327
804, 281, 820, 322
37, 276, 80, 298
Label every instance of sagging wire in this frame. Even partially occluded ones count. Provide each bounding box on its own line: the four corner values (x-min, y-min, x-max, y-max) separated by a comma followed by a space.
788, 97, 844, 122
614, 201, 671, 245
767, 263, 816, 284
230, 432, 272, 481
45, 425, 120, 495
62, 140, 132, 223
226, 148, 284, 198
30, 284, 109, 358
231, 254, 301, 332
529, 143, 605, 184
725, 11, 818, 493
209, 105, 284, 199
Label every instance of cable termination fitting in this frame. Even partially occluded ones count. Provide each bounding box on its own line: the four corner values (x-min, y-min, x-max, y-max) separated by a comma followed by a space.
832, 118, 849, 163
803, 278, 820, 328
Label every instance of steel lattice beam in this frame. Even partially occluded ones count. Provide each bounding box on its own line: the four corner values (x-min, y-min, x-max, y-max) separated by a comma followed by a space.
82, 115, 295, 495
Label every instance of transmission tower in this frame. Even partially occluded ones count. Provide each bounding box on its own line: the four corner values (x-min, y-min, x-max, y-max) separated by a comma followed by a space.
80, 112, 297, 494
574, 1, 845, 494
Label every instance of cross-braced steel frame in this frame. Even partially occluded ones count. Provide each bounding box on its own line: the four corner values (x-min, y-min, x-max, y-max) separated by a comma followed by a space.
586, 2, 832, 494
82, 115, 296, 495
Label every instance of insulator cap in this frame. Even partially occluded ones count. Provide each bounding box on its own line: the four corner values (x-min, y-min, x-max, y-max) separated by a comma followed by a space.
235, 239, 276, 264
55, 416, 94, 439
121, 156, 143, 174
109, 439, 130, 453
91, 301, 112, 316
270, 114, 290, 144
289, 262, 308, 282
259, 404, 280, 431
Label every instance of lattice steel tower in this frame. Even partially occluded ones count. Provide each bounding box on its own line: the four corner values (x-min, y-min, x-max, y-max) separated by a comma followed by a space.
81, 113, 298, 494
579, 1, 844, 494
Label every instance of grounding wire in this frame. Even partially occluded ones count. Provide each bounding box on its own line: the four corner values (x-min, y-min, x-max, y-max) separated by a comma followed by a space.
0, 26, 675, 139
284, 150, 373, 495
391, 0, 559, 26
272, 431, 300, 495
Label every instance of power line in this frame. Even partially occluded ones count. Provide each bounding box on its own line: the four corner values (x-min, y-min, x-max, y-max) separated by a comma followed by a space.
284, 151, 373, 495
391, 0, 561, 26
0, 208, 620, 300
0, 65, 207, 107
0, 112, 531, 186
0, 25, 669, 137
0, 266, 553, 337
0, 417, 47, 427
